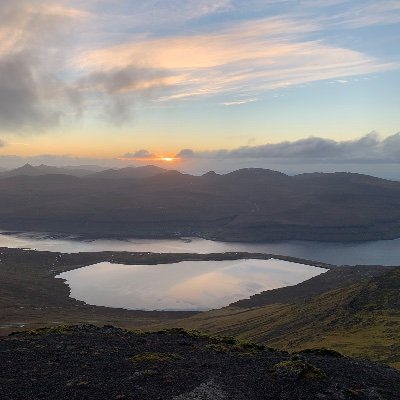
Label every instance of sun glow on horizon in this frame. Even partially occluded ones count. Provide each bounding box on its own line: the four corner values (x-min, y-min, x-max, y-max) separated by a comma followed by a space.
159, 156, 176, 162
118, 154, 180, 164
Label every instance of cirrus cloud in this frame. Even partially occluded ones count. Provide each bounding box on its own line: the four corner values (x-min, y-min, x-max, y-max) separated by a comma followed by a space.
75, 14, 397, 104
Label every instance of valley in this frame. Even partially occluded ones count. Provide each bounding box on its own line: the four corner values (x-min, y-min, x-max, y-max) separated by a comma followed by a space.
1, 247, 398, 370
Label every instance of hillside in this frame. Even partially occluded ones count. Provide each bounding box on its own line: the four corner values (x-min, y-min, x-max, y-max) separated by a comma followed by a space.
1, 168, 400, 241
1, 325, 399, 399
0, 247, 398, 371
166, 267, 400, 369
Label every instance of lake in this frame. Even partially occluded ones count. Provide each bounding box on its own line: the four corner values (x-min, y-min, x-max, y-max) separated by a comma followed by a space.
1, 230, 400, 265
57, 259, 327, 311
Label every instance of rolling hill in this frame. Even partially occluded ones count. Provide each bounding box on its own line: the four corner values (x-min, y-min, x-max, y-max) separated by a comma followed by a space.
163, 266, 400, 369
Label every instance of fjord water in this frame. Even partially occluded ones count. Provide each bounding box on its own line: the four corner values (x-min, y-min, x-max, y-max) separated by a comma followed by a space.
57, 259, 327, 311
1, 231, 400, 265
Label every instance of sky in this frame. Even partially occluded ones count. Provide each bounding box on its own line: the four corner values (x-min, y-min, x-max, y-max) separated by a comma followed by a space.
0, 0, 399, 177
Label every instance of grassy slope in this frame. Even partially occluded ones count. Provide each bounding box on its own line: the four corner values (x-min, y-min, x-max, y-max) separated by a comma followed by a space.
166, 268, 400, 369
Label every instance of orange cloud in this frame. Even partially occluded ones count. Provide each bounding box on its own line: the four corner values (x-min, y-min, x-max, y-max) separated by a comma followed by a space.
75, 16, 397, 102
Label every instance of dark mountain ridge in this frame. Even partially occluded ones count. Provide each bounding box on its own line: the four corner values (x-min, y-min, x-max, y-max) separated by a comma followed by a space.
0, 164, 98, 178
1, 167, 400, 241
86, 164, 168, 180
0, 163, 170, 180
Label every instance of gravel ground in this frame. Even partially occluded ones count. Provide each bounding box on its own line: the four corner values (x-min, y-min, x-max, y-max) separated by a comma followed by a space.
1, 325, 399, 400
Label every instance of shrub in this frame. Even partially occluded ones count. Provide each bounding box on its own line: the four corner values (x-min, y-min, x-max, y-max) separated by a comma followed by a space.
272, 359, 327, 380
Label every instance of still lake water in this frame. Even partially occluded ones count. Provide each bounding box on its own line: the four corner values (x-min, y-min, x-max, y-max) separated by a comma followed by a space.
57, 259, 327, 311
1, 231, 400, 265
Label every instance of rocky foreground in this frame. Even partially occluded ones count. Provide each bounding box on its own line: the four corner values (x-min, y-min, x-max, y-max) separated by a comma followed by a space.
1, 325, 399, 400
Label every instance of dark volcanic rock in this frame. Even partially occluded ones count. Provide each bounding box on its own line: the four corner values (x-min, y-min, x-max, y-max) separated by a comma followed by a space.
1, 325, 399, 399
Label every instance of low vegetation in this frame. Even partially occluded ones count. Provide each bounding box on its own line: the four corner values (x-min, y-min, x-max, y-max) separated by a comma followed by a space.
162, 268, 400, 369
27, 325, 72, 336
155, 327, 266, 352
272, 358, 327, 380
2, 325, 399, 399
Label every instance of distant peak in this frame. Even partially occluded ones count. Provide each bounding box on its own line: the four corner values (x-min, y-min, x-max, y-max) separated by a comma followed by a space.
16, 163, 37, 171
226, 168, 287, 177
163, 169, 182, 176
137, 165, 166, 171
202, 171, 219, 177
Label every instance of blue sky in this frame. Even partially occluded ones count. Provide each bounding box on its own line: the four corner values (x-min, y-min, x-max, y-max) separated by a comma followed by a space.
0, 0, 399, 175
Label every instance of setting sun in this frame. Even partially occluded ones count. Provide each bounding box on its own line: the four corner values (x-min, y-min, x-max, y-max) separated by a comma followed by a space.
159, 157, 176, 162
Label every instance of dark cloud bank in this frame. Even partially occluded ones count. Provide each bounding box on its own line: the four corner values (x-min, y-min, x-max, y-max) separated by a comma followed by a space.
1, 133, 400, 180
115, 133, 400, 180
176, 132, 400, 164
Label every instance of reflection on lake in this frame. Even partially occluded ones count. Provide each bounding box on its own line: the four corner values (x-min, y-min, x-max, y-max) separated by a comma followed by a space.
57, 259, 327, 311
1, 231, 400, 265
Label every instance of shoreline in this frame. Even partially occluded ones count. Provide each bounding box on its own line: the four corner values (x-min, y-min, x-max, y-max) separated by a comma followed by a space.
0, 248, 334, 336
0, 246, 392, 335
2, 222, 400, 243
3, 227, 400, 246
1, 247, 398, 370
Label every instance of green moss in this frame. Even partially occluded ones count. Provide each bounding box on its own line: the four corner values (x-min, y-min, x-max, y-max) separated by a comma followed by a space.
155, 328, 265, 352
155, 328, 208, 339
211, 335, 238, 345
206, 343, 231, 353
142, 369, 158, 376
209, 335, 265, 351
273, 359, 327, 380
129, 352, 182, 363
28, 325, 71, 336
298, 348, 344, 358
234, 340, 265, 351
128, 329, 146, 336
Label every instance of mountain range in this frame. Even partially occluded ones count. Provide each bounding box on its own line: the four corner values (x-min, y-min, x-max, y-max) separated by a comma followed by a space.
1, 165, 400, 241
0, 164, 167, 179
0, 164, 101, 178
